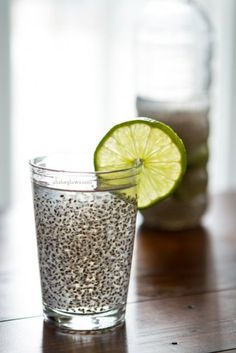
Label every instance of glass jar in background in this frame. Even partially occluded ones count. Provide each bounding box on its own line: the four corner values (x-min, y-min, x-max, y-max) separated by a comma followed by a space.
135, 0, 213, 230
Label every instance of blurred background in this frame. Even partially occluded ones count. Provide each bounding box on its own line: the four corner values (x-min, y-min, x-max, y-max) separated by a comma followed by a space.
0, 0, 236, 211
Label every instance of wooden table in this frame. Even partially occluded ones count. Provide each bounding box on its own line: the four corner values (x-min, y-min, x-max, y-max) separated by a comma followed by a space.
1, 192, 236, 353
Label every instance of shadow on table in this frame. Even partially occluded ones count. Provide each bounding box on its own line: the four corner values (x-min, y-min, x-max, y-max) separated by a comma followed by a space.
134, 225, 216, 298
130, 225, 224, 351
42, 321, 129, 353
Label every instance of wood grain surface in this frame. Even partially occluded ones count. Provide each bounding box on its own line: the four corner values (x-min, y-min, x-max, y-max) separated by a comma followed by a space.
0, 192, 236, 353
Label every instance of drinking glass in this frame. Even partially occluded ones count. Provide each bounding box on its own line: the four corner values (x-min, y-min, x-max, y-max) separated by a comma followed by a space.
30, 155, 139, 331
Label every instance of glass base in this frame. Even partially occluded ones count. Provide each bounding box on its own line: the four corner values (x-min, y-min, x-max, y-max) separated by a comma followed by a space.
43, 304, 126, 332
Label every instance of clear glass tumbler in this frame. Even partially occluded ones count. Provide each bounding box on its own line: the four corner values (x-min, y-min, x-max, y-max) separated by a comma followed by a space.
30, 155, 139, 331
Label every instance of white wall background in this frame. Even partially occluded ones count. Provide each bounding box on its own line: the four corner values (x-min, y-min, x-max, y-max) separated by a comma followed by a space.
197, 0, 236, 192
0, 0, 10, 209
0, 0, 235, 208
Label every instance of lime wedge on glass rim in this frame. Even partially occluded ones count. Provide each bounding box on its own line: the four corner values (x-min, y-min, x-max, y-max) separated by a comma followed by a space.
94, 118, 186, 209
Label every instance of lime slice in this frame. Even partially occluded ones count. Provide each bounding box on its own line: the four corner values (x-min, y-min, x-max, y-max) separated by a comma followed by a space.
94, 118, 186, 209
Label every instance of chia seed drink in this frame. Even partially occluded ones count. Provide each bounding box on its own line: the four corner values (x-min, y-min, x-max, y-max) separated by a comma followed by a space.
30, 155, 139, 331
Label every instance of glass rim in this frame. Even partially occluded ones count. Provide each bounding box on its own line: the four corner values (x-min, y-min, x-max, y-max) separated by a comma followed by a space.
29, 155, 141, 177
